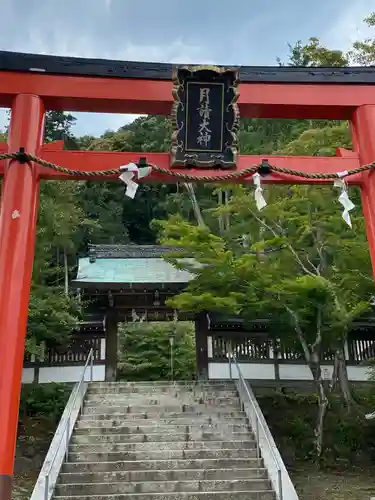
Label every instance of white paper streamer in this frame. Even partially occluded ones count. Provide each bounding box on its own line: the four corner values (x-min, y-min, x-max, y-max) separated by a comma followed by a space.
119, 162, 152, 198
252, 173, 267, 211
333, 174, 355, 228
337, 170, 349, 178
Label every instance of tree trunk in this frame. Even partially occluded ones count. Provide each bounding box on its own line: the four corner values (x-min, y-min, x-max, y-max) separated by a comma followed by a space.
184, 183, 205, 227
218, 189, 224, 233
288, 307, 330, 459
331, 344, 355, 409
309, 361, 329, 458
224, 189, 230, 230
292, 313, 328, 458
64, 249, 69, 295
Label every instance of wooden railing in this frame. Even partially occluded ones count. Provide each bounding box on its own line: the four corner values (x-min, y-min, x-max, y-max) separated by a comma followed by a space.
24, 331, 375, 369
24, 334, 105, 367
210, 334, 374, 364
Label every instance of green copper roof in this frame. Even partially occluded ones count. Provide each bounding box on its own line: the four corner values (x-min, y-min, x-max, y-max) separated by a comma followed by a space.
74, 257, 195, 284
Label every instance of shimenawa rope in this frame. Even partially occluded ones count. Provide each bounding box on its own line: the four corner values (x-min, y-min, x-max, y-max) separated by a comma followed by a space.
0, 150, 373, 183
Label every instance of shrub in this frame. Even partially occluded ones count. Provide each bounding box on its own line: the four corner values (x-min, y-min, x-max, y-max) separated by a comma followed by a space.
117, 321, 196, 381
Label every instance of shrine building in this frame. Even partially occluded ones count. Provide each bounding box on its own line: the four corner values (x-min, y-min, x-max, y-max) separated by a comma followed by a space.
22, 244, 375, 384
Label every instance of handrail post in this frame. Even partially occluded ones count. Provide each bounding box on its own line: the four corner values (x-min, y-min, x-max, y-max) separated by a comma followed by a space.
90, 350, 94, 382
65, 416, 70, 461
228, 343, 233, 381
44, 474, 49, 500
278, 468, 283, 500
255, 413, 260, 458
80, 378, 84, 414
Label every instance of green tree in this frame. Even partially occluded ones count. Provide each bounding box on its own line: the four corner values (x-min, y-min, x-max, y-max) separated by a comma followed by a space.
44, 111, 77, 144
152, 54, 372, 453
76, 116, 185, 244
279, 122, 351, 156
280, 37, 348, 67
349, 13, 375, 65
117, 322, 196, 381
27, 288, 81, 357
27, 113, 83, 357
156, 178, 372, 457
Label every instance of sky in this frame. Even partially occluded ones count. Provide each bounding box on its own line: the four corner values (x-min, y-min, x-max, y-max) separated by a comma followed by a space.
0, 0, 374, 137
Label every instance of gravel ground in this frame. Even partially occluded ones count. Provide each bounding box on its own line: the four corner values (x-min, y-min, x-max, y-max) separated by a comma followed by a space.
291, 468, 375, 500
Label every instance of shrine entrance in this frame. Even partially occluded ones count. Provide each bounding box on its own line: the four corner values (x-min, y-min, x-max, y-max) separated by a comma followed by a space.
71, 243, 201, 382
1, 52, 375, 497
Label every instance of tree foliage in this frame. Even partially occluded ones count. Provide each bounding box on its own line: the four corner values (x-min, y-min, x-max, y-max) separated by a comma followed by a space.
117, 322, 196, 381
280, 37, 349, 67
156, 181, 373, 457
349, 14, 375, 65
153, 17, 375, 457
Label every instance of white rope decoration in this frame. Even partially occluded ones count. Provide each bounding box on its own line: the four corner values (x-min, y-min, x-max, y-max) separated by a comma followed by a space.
333, 171, 355, 227
119, 162, 152, 198
252, 173, 267, 210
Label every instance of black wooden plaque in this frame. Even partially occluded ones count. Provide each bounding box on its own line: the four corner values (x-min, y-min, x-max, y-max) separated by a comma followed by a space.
171, 65, 240, 169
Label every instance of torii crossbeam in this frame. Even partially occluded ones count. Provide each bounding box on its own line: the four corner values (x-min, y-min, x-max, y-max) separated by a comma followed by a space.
1, 51, 375, 499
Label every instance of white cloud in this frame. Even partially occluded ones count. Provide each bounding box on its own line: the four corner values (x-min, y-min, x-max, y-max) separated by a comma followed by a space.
22, 24, 213, 64
0, 37, 216, 136
71, 39, 216, 136
0, 109, 9, 133
72, 113, 141, 137
0, 0, 216, 135
322, 0, 374, 51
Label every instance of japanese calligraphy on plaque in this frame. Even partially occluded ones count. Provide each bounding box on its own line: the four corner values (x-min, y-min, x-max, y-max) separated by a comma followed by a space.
171, 65, 240, 169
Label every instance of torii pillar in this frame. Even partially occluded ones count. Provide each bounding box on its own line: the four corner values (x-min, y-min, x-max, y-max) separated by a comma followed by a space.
0, 94, 44, 499
352, 105, 375, 275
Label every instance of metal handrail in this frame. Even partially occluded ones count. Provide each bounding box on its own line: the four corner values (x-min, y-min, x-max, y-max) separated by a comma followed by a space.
43, 348, 94, 500
229, 353, 283, 500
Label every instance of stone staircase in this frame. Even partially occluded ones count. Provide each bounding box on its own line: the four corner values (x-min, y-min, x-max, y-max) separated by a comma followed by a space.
53, 381, 276, 500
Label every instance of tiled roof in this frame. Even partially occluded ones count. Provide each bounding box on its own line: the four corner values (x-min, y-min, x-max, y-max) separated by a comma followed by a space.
87, 244, 184, 260
74, 257, 195, 284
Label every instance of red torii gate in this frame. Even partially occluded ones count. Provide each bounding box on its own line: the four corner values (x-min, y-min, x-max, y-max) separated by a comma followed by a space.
1, 51, 375, 498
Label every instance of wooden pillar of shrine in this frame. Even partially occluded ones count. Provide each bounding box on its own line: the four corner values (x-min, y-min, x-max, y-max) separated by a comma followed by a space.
105, 306, 119, 382
194, 312, 209, 380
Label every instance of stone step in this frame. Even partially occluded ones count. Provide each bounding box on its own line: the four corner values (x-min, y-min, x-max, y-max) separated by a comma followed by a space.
54, 491, 275, 500
62, 458, 263, 473
86, 392, 238, 400
58, 467, 268, 485
71, 432, 253, 445
84, 399, 241, 413
87, 385, 236, 395
69, 440, 257, 453
87, 383, 236, 390
74, 423, 251, 435
55, 478, 271, 496
68, 449, 258, 463
89, 380, 236, 390
83, 400, 240, 409
88, 384, 236, 390
85, 393, 238, 400
52, 380, 276, 500
84, 396, 239, 405
76, 417, 248, 428
79, 410, 244, 420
